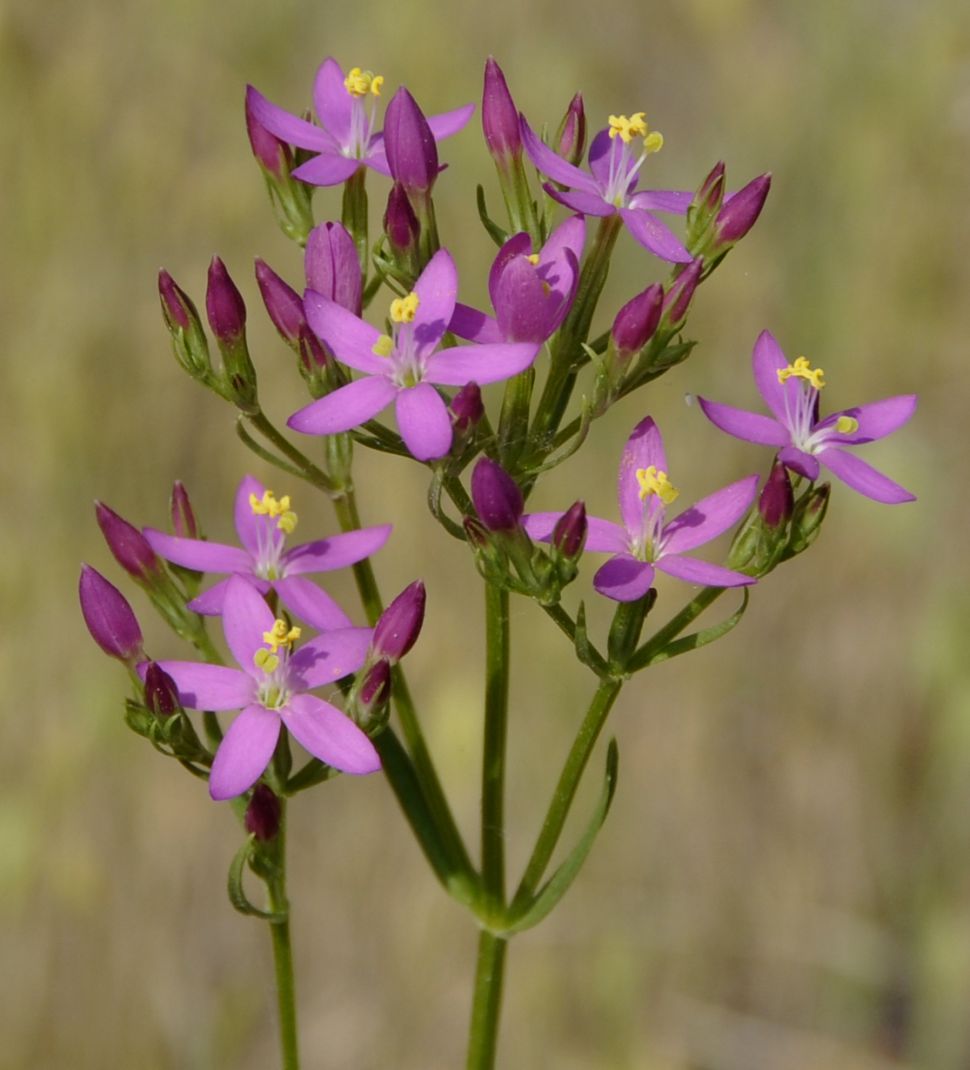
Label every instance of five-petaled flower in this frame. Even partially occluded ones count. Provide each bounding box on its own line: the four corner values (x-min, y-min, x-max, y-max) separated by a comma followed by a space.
145, 475, 391, 630
144, 577, 379, 799
524, 416, 759, 601
698, 331, 917, 504
520, 111, 693, 263
246, 58, 474, 187
288, 249, 540, 461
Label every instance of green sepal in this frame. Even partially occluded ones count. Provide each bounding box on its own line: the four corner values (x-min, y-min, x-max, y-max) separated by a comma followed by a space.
476, 185, 509, 246
502, 739, 619, 934
227, 836, 287, 922
628, 589, 749, 672
285, 758, 339, 795
572, 602, 602, 675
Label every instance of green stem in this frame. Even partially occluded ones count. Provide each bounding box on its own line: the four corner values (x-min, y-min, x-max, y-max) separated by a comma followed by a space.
465, 930, 507, 1070
266, 802, 300, 1070
636, 586, 724, 664
481, 584, 510, 911
341, 167, 369, 282
245, 411, 335, 494
512, 676, 623, 911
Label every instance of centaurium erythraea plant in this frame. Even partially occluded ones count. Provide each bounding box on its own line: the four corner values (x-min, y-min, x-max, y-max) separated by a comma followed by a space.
82, 51, 917, 1070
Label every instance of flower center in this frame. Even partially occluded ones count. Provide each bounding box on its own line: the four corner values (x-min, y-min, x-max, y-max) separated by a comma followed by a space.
603, 113, 663, 207
250, 490, 298, 534
249, 489, 298, 580
636, 466, 679, 505
342, 66, 384, 159
253, 618, 302, 708
372, 292, 428, 387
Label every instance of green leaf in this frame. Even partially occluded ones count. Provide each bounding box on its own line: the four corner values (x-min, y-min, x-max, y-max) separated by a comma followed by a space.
628, 588, 749, 672
226, 837, 286, 922
476, 185, 508, 246
503, 739, 619, 934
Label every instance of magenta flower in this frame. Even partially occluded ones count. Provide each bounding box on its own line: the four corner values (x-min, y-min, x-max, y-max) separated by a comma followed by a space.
524, 417, 758, 601
520, 113, 692, 263
144, 476, 390, 630
246, 59, 474, 187
287, 249, 539, 461
449, 216, 585, 345
698, 331, 917, 504
148, 577, 379, 799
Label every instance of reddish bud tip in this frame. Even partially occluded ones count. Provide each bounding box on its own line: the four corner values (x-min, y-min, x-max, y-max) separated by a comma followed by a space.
95, 501, 162, 582
205, 256, 247, 344
715, 173, 771, 244
450, 382, 484, 433
662, 259, 703, 326
483, 57, 521, 161
158, 269, 193, 331
245, 784, 282, 841
758, 459, 794, 529
471, 457, 524, 532
611, 284, 664, 356
552, 501, 587, 559
79, 565, 143, 662
555, 93, 586, 166
255, 259, 305, 344
384, 87, 439, 195
144, 662, 181, 718
305, 222, 362, 315
373, 581, 426, 662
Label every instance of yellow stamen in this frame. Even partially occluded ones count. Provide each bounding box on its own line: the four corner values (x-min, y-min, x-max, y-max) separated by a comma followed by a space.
262, 618, 302, 655
836, 415, 859, 434
253, 648, 280, 674
526, 253, 540, 266
644, 130, 664, 154
608, 113, 649, 143
344, 67, 384, 98
390, 292, 420, 324
777, 355, 825, 390
372, 333, 394, 358
636, 466, 680, 505
249, 489, 299, 534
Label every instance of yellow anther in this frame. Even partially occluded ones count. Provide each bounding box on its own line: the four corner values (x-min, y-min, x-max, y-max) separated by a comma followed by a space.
836, 415, 859, 434
390, 292, 420, 324
644, 130, 664, 154
777, 355, 825, 390
608, 112, 649, 143
372, 333, 394, 358
344, 67, 384, 98
526, 253, 540, 266
250, 490, 299, 534
635, 466, 680, 505
262, 618, 302, 655
253, 648, 280, 674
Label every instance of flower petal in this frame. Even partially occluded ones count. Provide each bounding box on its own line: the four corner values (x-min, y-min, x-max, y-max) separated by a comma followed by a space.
304, 292, 387, 374
493, 257, 561, 343
234, 474, 272, 556
281, 693, 380, 774
283, 525, 392, 575
628, 189, 693, 214
593, 555, 655, 602
539, 214, 586, 272
752, 329, 800, 425
697, 396, 790, 447
189, 576, 272, 616
449, 303, 503, 344
362, 139, 392, 176
520, 116, 599, 193
523, 512, 627, 553
150, 662, 254, 711
245, 85, 335, 152
289, 628, 373, 688
288, 375, 397, 435
818, 394, 918, 445
395, 383, 452, 460
779, 445, 820, 480
424, 343, 538, 386
587, 128, 626, 188
222, 575, 277, 678
312, 58, 351, 145
818, 447, 916, 504
413, 249, 458, 355
143, 530, 251, 573
619, 207, 692, 263
544, 185, 614, 217
209, 704, 281, 801
291, 153, 362, 187
426, 103, 476, 141
662, 475, 759, 555
617, 416, 667, 540
656, 555, 754, 588
274, 576, 354, 631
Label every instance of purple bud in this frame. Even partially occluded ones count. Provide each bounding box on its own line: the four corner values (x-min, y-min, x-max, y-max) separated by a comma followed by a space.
158, 270, 210, 377
373, 581, 426, 663
758, 460, 794, 529
662, 259, 703, 326
471, 457, 523, 532
255, 259, 305, 345
384, 182, 420, 255
715, 173, 771, 245
555, 93, 586, 167
79, 565, 143, 662
360, 658, 392, 708
552, 501, 587, 559
95, 501, 163, 582
694, 161, 726, 218
205, 256, 247, 344
450, 382, 484, 433
245, 91, 290, 179
245, 784, 282, 841
298, 324, 329, 371
611, 284, 664, 356
305, 222, 362, 316
482, 57, 521, 162
384, 87, 439, 195
158, 269, 193, 331
463, 515, 490, 550
170, 481, 198, 539
144, 662, 181, 718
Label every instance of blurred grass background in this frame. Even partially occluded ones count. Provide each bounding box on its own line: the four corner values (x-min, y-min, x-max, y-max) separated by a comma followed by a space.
2, 0, 968, 1066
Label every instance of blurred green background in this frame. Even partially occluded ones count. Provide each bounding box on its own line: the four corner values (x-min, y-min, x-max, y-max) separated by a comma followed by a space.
3, 0, 968, 1066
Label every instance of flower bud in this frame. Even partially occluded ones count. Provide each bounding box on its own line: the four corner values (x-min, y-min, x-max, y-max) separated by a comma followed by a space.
611, 283, 663, 357
384, 182, 421, 257
205, 256, 247, 344
693, 161, 726, 219
245, 94, 291, 180
788, 482, 830, 555
714, 173, 771, 245
482, 57, 521, 164
758, 459, 794, 530
450, 382, 484, 434
144, 661, 181, 718
661, 258, 703, 328
552, 501, 587, 559
95, 501, 163, 583
254, 258, 304, 346
305, 222, 362, 315
170, 481, 198, 539
353, 658, 392, 730
554, 93, 586, 167
245, 784, 282, 841
79, 565, 144, 662
471, 457, 523, 532
384, 87, 439, 196
463, 515, 491, 551
158, 270, 210, 377
373, 581, 426, 663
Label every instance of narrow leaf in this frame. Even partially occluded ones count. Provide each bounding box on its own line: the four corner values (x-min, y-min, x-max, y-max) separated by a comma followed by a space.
476, 185, 509, 246
227, 837, 286, 922
628, 589, 749, 672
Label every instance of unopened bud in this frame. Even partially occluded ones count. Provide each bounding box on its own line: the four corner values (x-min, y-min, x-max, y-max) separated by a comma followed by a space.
95, 502, 163, 583
788, 482, 830, 554
353, 658, 392, 730
694, 161, 726, 218
372, 581, 426, 662
384, 87, 439, 196
471, 457, 523, 532
255, 258, 305, 346
384, 182, 421, 257
450, 382, 484, 434
759, 459, 794, 529
245, 94, 291, 180
158, 270, 210, 377
79, 565, 144, 662
144, 662, 181, 718
552, 501, 587, 559
206, 257, 258, 408
554, 93, 586, 166
245, 784, 282, 841
611, 283, 663, 357
305, 222, 362, 315
714, 173, 771, 246
482, 57, 521, 164
170, 481, 198, 539
661, 258, 703, 328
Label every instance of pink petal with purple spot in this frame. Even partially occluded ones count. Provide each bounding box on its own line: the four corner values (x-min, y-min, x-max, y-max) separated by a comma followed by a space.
449, 303, 503, 344
281, 693, 380, 774
222, 576, 277, 679
593, 555, 655, 602
818, 447, 915, 504
274, 576, 354, 631
304, 293, 385, 374
424, 343, 538, 386
290, 628, 373, 688
488, 233, 532, 308
395, 383, 452, 461
288, 375, 397, 435
818, 395, 917, 445
697, 397, 790, 447
143, 529, 251, 573
662, 476, 759, 555
209, 704, 281, 801
283, 525, 392, 575
150, 661, 254, 711
413, 249, 458, 354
